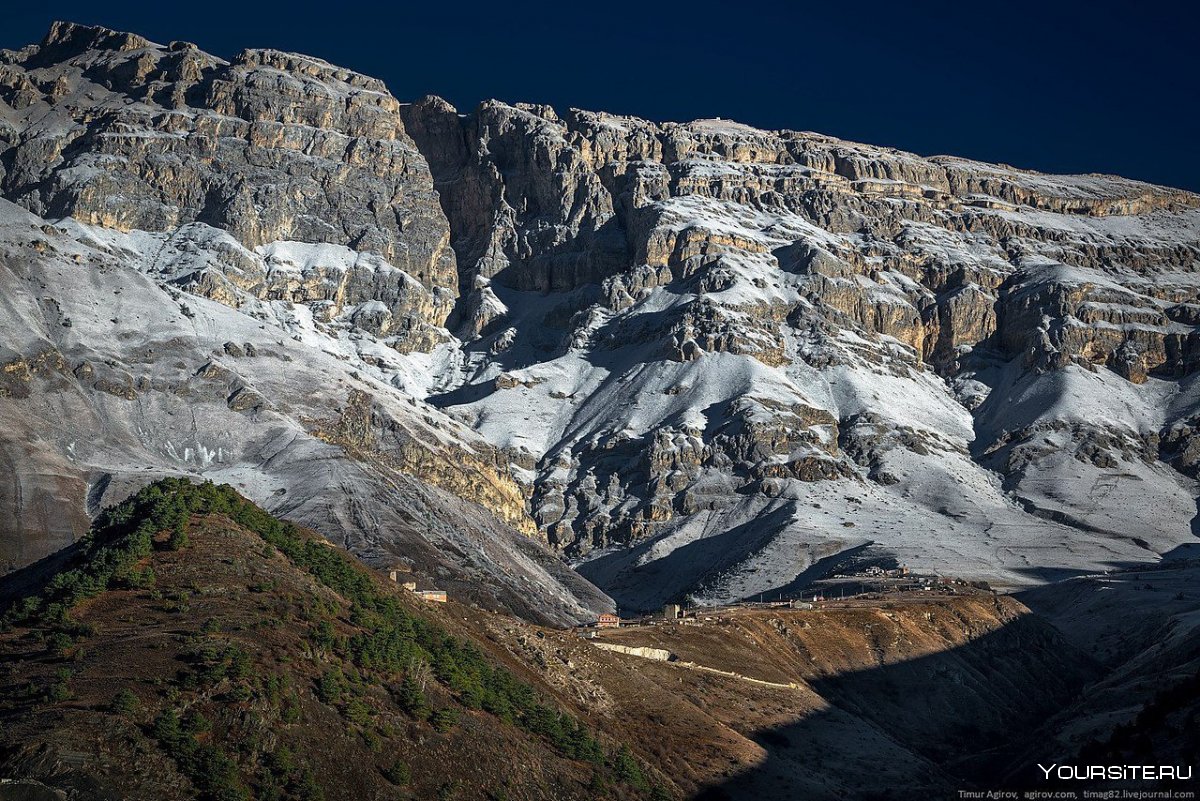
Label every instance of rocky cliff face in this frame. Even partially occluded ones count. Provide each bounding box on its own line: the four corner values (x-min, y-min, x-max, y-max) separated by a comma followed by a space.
2, 22, 1199, 613
399, 97, 1200, 607
1, 21, 456, 349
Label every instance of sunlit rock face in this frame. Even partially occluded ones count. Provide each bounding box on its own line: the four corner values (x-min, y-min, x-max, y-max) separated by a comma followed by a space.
0, 21, 457, 345
401, 93, 1200, 607
3, 21, 1200, 612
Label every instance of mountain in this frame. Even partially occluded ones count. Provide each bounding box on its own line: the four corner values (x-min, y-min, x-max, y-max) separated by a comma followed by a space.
1014, 557, 1200, 774
0, 22, 610, 625
2, 21, 1200, 616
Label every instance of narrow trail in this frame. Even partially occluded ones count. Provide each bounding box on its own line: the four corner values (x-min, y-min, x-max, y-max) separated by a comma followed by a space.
675, 660, 800, 690
589, 641, 800, 690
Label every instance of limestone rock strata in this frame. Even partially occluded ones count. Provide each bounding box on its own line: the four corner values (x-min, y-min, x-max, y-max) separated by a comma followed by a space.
312, 390, 534, 535
0, 21, 456, 340
401, 95, 1199, 557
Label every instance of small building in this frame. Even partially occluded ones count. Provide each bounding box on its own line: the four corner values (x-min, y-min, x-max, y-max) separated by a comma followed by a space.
596, 612, 620, 628
662, 603, 683, 620
401, 581, 418, 592
415, 590, 448, 603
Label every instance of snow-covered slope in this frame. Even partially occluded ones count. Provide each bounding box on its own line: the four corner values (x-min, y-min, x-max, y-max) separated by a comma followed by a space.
3, 22, 1200, 614
0, 198, 610, 625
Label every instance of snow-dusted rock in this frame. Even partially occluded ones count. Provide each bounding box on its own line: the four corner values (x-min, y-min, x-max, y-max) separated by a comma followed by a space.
3, 21, 1200, 614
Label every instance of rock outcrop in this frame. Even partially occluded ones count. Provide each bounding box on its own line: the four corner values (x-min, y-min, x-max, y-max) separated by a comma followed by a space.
1, 21, 456, 345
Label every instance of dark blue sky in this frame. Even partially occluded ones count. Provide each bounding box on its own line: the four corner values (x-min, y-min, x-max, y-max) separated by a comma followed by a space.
6, 0, 1197, 191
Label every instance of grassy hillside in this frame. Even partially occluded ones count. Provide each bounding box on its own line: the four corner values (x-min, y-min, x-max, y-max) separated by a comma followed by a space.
2, 478, 1177, 801
0, 479, 668, 801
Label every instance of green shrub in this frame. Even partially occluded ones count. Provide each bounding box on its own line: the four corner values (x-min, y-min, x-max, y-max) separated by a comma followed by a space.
649, 784, 675, 801
381, 759, 411, 786
280, 693, 302, 724
112, 688, 139, 716
46, 680, 72, 703
44, 667, 74, 703
152, 709, 183, 742
315, 668, 346, 705
345, 697, 371, 725
128, 567, 156, 589
226, 683, 253, 703
167, 524, 189, 550
183, 709, 212, 735
396, 673, 429, 720
588, 770, 610, 796
249, 578, 278, 593
308, 619, 337, 653
291, 767, 324, 801
152, 707, 250, 801
227, 646, 252, 680
46, 630, 74, 658
264, 745, 296, 779
263, 673, 291, 706
613, 744, 648, 790
431, 706, 459, 733
361, 727, 382, 752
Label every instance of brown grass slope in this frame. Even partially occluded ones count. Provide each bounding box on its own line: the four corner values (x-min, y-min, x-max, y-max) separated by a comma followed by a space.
0, 487, 665, 801
490, 599, 1102, 800
1, 478, 1169, 801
